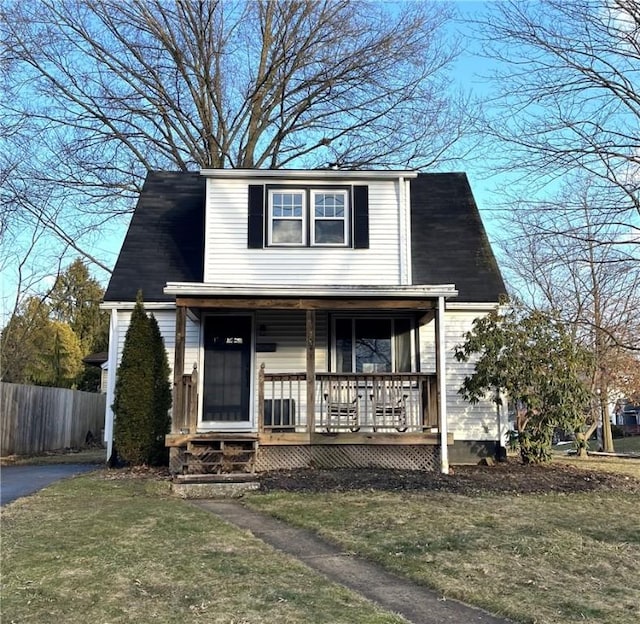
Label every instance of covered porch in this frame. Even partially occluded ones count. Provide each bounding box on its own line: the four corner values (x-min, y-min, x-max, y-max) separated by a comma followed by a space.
165, 284, 456, 474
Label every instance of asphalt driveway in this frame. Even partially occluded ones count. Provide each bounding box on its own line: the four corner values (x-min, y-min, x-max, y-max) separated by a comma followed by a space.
0, 464, 99, 506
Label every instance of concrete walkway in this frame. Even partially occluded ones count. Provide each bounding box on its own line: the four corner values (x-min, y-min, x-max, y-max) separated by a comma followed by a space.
192, 500, 513, 624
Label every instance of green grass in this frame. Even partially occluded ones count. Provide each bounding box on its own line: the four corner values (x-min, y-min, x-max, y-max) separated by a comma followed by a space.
246, 488, 640, 624
609, 436, 640, 454
553, 454, 640, 479
1, 473, 405, 624
553, 435, 640, 455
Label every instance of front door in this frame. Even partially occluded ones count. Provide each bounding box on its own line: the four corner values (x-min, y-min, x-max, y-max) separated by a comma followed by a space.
202, 315, 252, 426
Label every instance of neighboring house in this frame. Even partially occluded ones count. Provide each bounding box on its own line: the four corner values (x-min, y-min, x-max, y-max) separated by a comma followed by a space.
615, 399, 640, 435
102, 169, 507, 475
82, 351, 108, 393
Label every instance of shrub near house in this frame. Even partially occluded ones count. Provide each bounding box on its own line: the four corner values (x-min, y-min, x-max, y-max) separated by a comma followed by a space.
112, 293, 171, 466
455, 307, 593, 463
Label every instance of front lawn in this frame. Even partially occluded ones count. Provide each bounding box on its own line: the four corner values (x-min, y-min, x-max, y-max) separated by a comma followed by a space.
5, 460, 638, 624
247, 463, 640, 624
553, 435, 640, 457
0, 472, 405, 624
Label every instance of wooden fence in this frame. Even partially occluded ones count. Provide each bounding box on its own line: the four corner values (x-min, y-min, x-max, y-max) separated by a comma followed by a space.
0, 383, 106, 456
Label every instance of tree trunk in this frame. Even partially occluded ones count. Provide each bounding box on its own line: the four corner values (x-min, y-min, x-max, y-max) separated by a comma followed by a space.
600, 386, 615, 453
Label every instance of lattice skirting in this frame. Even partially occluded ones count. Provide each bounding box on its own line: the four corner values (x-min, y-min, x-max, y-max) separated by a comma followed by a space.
255, 445, 439, 472
169, 446, 187, 475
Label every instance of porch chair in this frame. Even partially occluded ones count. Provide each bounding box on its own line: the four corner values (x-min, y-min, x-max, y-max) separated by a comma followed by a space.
370, 385, 408, 432
323, 384, 361, 432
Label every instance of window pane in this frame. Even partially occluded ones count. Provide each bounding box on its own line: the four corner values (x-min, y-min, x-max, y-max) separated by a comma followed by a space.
272, 220, 302, 244
315, 220, 345, 244
355, 319, 391, 373
335, 318, 352, 372
314, 193, 344, 218
272, 192, 303, 217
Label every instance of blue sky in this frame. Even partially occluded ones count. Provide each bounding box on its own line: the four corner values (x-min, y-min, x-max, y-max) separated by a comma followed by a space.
0, 0, 512, 323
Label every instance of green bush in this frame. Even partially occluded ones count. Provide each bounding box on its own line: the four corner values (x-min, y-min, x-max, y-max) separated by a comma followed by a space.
149, 313, 172, 465
112, 293, 172, 465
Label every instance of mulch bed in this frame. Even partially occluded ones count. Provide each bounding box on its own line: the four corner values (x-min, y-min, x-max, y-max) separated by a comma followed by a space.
258, 460, 640, 495
99, 458, 640, 495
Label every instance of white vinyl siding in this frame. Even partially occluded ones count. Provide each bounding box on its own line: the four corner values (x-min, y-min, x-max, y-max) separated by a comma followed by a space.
254, 310, 328, 373
253, 310, 328, 428
419, 309, 503, 442
112, 309, 200, 378
204, 177, 404, 285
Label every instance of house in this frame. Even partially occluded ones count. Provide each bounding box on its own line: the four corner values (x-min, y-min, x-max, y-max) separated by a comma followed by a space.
102, 169, 507, 476
615, 399, 640, 435
82, 351, 108, 393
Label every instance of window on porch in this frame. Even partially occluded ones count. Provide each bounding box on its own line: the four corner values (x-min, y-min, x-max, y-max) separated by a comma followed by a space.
333, 317, 414, 373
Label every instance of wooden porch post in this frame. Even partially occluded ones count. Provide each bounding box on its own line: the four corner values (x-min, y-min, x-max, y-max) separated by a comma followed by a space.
172, 304, 187, 433
188, 363, 198, 433
258, 363, 265, 433
435, 296, 449, 474
306, 309, 316, 433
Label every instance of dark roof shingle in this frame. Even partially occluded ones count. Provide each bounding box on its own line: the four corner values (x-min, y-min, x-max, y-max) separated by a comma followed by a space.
410, 173, 506, 302
104, 171, 205, 302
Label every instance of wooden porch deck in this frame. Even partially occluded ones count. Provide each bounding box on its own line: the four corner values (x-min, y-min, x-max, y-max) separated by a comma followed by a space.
167, 369, 448, 475
166, 430, 453, 448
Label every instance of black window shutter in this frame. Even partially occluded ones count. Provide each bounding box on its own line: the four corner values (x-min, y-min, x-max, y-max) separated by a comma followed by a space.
247, 185, 265, 248
353, 185, 369, 249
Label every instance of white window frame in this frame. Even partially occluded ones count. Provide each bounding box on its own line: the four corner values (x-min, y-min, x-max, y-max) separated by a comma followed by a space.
310, 189, 349, 247
268, 188, 306, 246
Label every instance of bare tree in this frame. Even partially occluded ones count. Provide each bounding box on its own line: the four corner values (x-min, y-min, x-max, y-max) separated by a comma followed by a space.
1, 0, 471, 318
499, 176, 640, 452
474, 0, 639, 224
1, 0, 470, 201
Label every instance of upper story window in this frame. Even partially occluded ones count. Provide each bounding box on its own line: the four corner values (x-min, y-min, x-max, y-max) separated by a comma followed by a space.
269, 190, 305, 245
266, 187, 349, 247
248, 184, 369, 250
311, 190, 348, 246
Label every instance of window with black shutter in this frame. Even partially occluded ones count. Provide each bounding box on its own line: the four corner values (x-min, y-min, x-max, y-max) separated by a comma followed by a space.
247, 184, 369, 249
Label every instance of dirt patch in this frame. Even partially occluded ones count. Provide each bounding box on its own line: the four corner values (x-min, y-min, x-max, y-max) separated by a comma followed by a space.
258, 460, 640, 495
0, 448, 105, 466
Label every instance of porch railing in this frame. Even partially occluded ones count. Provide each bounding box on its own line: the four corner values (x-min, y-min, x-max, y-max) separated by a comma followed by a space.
173, 364, 198, 434
258, 365, 437, 434
258, 367, 307, 432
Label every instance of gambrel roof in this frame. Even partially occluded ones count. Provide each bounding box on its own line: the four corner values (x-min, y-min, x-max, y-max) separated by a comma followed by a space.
410, 173, 505, 303
104, 171, 506, 303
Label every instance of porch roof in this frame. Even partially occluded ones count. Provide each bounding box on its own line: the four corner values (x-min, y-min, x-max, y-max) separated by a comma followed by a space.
164, 282, 457, 310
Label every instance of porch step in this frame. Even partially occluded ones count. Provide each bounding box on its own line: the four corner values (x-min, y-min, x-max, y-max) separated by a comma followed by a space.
184, 436, 258, 476
174, 473, 258, 484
